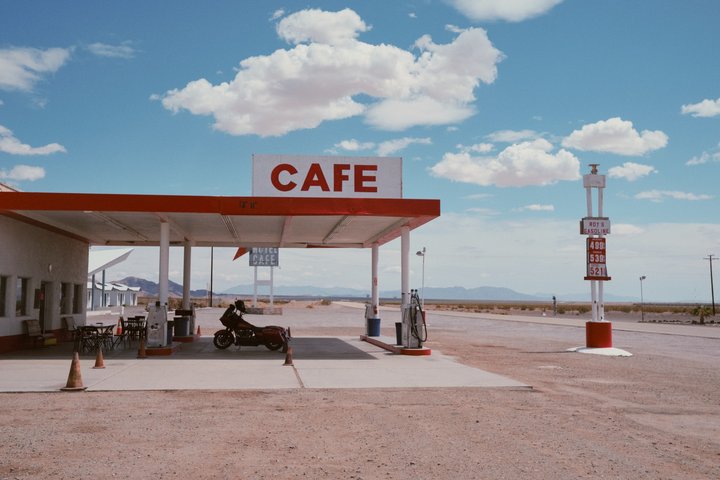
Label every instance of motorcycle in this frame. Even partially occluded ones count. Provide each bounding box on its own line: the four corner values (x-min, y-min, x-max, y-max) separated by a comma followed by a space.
213, 300, 290, 352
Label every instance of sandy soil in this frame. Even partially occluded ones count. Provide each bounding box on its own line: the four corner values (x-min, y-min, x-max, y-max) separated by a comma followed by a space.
1, 303, 718, 479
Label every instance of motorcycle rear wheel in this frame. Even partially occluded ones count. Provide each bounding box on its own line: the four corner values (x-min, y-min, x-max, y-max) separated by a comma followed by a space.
265, 341, 284, 351
213, 330, 234, 349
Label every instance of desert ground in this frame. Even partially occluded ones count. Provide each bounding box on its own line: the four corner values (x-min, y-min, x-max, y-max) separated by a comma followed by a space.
0, 301, 718, 479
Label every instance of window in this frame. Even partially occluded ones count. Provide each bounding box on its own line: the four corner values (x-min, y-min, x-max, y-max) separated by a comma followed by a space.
16, 277, 28, 316
73, 283, 84, 314
0, 276, 7, 316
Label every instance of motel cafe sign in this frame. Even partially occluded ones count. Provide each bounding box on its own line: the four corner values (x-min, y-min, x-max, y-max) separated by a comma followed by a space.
252, 154, 402, 198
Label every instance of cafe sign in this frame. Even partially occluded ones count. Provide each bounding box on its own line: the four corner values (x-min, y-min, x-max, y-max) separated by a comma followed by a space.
252, 154, 402, 198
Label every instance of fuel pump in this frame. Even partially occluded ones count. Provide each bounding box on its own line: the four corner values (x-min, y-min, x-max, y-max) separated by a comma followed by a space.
401, 289, 427, 348
145, 301, 168, 347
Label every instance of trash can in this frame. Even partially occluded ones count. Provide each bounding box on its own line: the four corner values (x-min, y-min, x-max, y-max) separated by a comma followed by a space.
367, 317, 381, 337
174, 316, 190, 337
166, 320, 174, 345
395, 322, 402, 346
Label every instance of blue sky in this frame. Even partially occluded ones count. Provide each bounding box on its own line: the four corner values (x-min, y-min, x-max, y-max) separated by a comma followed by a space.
1, 0, 719, 302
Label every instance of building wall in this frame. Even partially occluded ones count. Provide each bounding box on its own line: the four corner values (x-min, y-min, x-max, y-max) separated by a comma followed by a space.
0, 215, 88, 352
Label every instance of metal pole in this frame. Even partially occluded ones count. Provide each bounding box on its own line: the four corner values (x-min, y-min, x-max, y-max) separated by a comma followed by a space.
421, 251, 425, 308
416, 247, 426, 308
639, 276, 646, 322
706, 254, 716, 315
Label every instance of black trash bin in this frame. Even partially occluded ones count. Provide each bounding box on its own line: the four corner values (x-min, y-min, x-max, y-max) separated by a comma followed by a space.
174, 316, 190, 337
395, 322, 402, 346
367, 317, 381, 337
166, 320, 174, 345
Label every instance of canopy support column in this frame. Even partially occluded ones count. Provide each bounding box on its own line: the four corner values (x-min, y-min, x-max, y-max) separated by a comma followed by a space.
159, 221, 169, 306
371, 243, 379, 316
401, 226, 410, 308
182, 240, 192, 310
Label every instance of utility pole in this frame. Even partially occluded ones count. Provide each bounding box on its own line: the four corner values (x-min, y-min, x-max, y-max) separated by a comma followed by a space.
705, 254, 716, 316
639, 276, 646, 322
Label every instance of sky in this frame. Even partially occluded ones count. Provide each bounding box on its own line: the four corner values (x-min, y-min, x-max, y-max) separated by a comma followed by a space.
1, 0, 719, 303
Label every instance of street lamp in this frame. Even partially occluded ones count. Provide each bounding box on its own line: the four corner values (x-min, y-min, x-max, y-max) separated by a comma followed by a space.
639, 275, 646, 322
416, 247, 426, 307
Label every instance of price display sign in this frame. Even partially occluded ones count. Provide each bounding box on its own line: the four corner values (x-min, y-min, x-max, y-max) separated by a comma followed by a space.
585, 237, 611, 281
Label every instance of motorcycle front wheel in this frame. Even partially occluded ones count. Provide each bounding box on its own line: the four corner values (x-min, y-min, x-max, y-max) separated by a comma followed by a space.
213, 330, 234, 349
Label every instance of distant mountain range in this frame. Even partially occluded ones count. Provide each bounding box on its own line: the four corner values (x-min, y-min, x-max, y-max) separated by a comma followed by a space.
116, 276, 209, 298
115, 277, 637, 302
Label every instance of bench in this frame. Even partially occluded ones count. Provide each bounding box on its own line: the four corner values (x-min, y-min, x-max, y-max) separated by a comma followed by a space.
24, 319, 57, 347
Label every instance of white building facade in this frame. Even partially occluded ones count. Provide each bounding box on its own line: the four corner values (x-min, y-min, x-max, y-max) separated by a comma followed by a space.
0, 214, 89, 353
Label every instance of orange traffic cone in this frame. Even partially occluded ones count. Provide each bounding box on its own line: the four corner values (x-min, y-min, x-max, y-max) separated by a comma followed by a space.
196, 325, 202, 336
61, 351, 87, 391
116, 318, 122, 335
283, 347, 294, 366
92, 348, 106, 369
137, 339, 147, 359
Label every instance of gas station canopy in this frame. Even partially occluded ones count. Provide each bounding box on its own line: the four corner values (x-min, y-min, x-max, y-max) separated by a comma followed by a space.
0, 192, 440, 248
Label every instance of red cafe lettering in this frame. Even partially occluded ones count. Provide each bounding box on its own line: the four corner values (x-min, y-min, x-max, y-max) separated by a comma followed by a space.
271, 162, 378, 193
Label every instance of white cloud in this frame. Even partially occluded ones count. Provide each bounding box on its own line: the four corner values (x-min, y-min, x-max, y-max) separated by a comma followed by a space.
0, 46, 72, 91
0, 124, 66, 155
364, 96, 475, 130
376, 137, 431, 156
681, 97, 720, 118
276, 8, 370, 45
335, 139, 375, 151
608, 162, 657, 181
456, 143, 494, 154
517, 204, 555, 212
612, 224, 644, 236
485, 129, 539, 143
448, 0, 565, 22
635, 190, 713, 202
464, 193, 494, 200
0, 164, 45, 181
686, 150, 720, 166
159, 9, 502, 136
466, 207, 500, 216
430, 138, 580, 187
270, 9, 285, 21
86, 42, 136, 59
562, 117, 668, 156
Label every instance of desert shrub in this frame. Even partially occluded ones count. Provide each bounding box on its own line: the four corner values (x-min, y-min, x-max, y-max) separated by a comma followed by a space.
691, 305, 711, 317
320, 299, 332, 306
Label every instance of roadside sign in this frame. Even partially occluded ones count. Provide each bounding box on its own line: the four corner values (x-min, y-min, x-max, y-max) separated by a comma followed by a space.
580, 217, 611, 235
249, 248, 279, 267
585, 238, 611, 281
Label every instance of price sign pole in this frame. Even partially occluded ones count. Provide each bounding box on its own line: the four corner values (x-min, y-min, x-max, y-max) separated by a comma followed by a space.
582, 164, 612, 348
